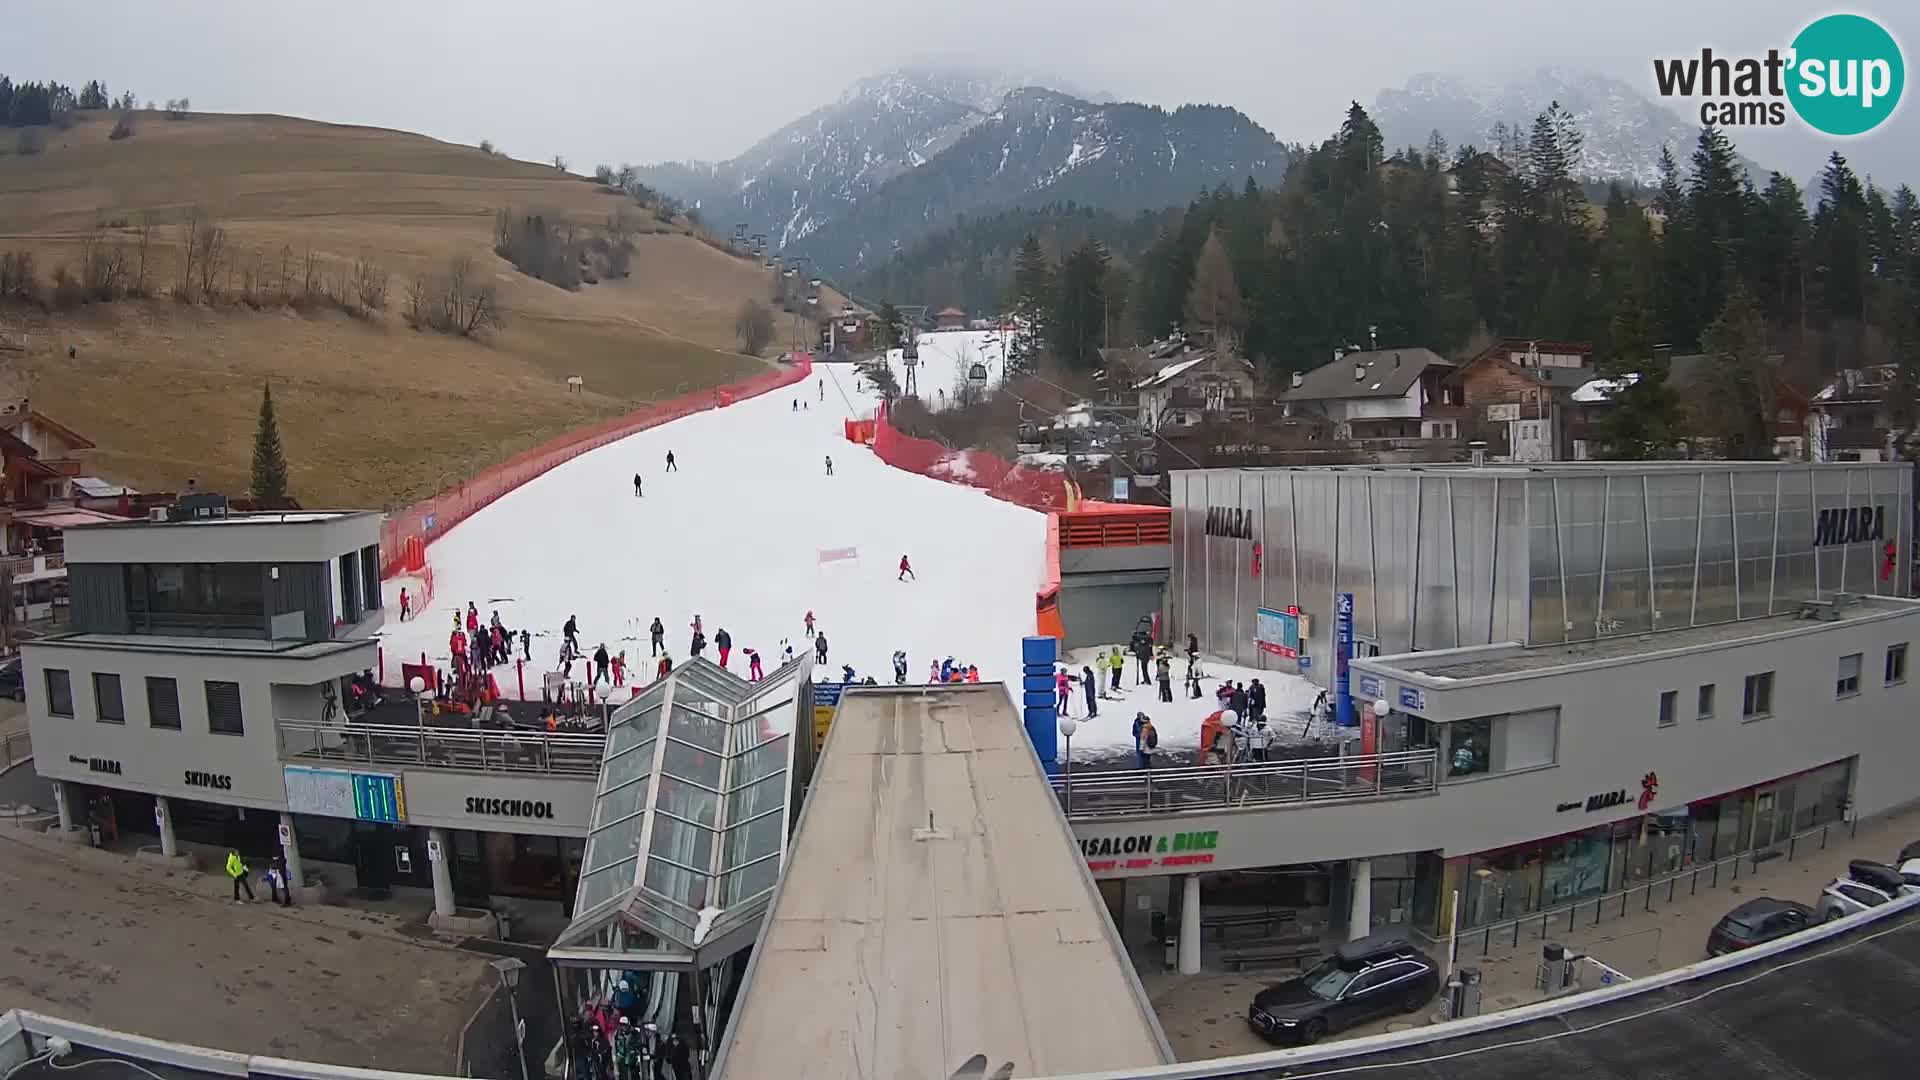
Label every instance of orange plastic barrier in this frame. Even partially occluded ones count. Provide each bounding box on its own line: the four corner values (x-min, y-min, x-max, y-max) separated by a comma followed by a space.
381, 359, 812, 576
1058, 507, 1171, 548
1036, 513, 1064, 641
843, 419, 877, 445
870, 401, 1076, 512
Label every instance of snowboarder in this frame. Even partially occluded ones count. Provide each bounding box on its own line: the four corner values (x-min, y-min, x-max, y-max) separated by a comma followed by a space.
1155, 651, 1173, 703
564, 615, 579, 652
715, 627, 732, 668
804, 610, 815, 639
898, 554, 914, 581
1081, 665, 1098, 718
1132, 712, 1157, 770
745, 647, 764, 682
520, 628, 532, 662
813, 632, 828, 665
1055, 666, 1072, 715
398, 587, 410, 622
1109, 644, 1125, 692
665, 450, 677, 471
632, 473, 643, 497
649, 617, 665, 656
825, 454, 833, 476
593, 643, 611, 686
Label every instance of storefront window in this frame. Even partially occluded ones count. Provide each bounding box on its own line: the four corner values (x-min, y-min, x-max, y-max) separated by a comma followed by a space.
1465, 846, 1542, 926
1446, 717, 1492, 778
1539, 826, 1611, 906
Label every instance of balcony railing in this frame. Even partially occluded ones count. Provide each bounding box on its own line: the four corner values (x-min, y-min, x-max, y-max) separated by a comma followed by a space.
276, 718, 605, 776
1054, 748, 1438, 818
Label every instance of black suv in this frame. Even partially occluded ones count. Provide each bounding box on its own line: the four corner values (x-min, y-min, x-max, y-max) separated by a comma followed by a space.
1248, 934, 1439, 1045
0, 657, 23, 702
1705, 897, 1815, 956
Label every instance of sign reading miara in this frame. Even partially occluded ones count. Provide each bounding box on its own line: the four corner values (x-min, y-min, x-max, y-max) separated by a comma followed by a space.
1079, 829, 1220, 874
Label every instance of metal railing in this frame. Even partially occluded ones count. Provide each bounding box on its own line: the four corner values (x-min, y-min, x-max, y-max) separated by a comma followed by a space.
276, 718, 605, 776
1055, 748, 1438, 818
1, 730, 29, 770
1447, 817, 1860, 958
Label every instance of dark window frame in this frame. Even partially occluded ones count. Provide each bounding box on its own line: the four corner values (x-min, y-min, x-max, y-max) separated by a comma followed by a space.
1887, 643, 1909, 686
92, 672, 125, 724
1837, 653, 1862, 699
1657, 690, 1677, 728
146, 676, 181, 731
45, 668, 73, 717
1743, 671, 1774, 720
1697, 683, 1715, 720
205, 679, 244, 736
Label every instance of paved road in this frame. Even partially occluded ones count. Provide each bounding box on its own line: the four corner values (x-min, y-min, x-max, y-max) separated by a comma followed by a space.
0, 823, 491, 1072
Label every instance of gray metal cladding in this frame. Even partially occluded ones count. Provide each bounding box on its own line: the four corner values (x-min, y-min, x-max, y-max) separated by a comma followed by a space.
1170, 463, 1913, 681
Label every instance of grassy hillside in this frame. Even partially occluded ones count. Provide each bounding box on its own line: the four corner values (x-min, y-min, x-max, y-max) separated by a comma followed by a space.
0, 110, 791, 507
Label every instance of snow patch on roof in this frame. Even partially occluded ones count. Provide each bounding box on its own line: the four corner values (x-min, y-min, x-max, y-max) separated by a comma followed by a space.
1572, 373, 1638, 402
1134, 356, 1205, 390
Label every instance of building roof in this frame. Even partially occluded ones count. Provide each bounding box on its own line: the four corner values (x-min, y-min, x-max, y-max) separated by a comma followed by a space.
1134, 355, 1208, 389
11, 507, 129, 528
1283, 348, 1453, 402
71, 476, 135, 498
73, 509, 373, 530
936, 306, 966, 317
15, 411, 95, 452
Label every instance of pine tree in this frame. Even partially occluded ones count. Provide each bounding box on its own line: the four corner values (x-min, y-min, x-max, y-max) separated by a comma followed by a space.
250, 382, 290, 500
1008, 235, 1055, 375
875, 301, 902, 351
1592, 287, 1682, 459
1049, 240, 1109, 370
1184, 228, 1245, 354
1697, 285, 1775, 459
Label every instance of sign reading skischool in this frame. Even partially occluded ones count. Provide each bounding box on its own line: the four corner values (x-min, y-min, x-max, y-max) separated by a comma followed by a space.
1077, 828, 1221, 876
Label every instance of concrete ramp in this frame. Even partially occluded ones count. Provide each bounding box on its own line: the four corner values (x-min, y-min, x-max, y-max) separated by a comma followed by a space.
712, 683, 1171, 1079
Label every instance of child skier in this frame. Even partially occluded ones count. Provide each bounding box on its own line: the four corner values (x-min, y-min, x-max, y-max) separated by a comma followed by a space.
898, 554, 915, 581
745, 647, 763, 682
612, 651, 626, 687
804, 610, 815, 639
715, 627, 732, 668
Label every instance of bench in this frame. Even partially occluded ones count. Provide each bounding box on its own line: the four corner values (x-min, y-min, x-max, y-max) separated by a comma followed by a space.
1223, 938, 1325, 973
1202, 909, 1299, 941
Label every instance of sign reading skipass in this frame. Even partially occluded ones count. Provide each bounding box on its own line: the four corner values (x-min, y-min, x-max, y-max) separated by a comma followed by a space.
1078, 828, 1221, 875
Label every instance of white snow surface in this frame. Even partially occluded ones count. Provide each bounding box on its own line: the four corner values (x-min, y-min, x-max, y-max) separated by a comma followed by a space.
1052, 647, 1324, 761
382, 363, 1046, 695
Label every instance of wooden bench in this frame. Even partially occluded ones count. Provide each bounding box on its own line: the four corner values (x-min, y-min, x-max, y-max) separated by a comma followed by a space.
1202, 909, 1299, 941
1223, 938, 1325, 973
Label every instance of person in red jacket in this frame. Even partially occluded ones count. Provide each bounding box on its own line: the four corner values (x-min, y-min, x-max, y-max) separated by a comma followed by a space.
465, 602, 479, 634
898, 554, 915, 581
966, 666, 980, 683
449, 627, 467, 674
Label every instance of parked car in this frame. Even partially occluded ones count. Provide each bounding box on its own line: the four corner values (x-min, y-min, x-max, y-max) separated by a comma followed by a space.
1247, 934, 1439, 1045
0, 657, 23, 702
1706, 897, 1815, 956
1817, 860, 1916, 921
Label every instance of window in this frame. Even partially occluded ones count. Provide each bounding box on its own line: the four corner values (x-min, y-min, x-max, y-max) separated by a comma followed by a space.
129, 562, 267, 636
1887, 644, 1909, 685
1500, 708, 1559, 770
1697, 684, 1715, 720
146, 677, 181, 731
1837, 653, 1862, 698
92, 673, 124, 724
205, 680, 244, 735
1658, 690, 1677, 728
44, 669, 73, 717
1446, 716, 1492, 778
1743, 671, 1774, 720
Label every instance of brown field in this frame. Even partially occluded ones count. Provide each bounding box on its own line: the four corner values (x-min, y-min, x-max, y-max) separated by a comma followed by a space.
0, 110, 799, 506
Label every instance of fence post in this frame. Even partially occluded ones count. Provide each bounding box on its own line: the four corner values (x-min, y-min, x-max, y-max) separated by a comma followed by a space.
1789, 835, 1797, 861
1643, 886, 1652, 912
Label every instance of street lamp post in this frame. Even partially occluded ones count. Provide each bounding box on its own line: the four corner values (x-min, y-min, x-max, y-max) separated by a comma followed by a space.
409, 675, 427, 730
595, 683, 613, 729
1058, 717, 1078, 815
489, 957, 531, 1080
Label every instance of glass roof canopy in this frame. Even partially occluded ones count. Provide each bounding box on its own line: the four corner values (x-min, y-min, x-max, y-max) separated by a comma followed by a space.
552, 656, 808, 970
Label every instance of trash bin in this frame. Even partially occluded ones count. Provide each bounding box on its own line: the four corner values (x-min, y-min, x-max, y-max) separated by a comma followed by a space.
495, 907, 514, 941
1450, 967, 1483, 1018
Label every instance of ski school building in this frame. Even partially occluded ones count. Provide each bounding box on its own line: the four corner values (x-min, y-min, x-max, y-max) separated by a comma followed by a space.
1089, 460, 1920, 943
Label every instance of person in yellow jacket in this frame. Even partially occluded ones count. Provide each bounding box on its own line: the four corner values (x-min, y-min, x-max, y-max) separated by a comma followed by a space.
226, 849, 255, 903
1107, 645, 1126, 694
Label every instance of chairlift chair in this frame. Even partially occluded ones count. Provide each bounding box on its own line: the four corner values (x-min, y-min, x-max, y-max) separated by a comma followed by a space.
967, 362, 989, 383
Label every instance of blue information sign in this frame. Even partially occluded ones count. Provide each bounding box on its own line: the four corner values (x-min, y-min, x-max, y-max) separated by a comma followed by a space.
352, 774, 405, 824
1357, 674, 1383, 700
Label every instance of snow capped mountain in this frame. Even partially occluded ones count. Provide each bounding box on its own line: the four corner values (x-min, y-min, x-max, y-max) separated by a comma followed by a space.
790, 86, 1291, 273
1374, 68, 1726, 185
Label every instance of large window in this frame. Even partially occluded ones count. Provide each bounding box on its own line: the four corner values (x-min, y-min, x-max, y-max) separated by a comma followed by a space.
1743, 671, 1774, 720
205, 680, 244, 735
146, 677, 181, 730
1445, 716, 1492, 778
128, 563, 266, 636
1443, 709, 1557, 779
1837, 654, 1862, 698
1886, 644, 1908, 686
92, 673, 124, 724
44, 669, 72, 717
1658, 690, 1677, 728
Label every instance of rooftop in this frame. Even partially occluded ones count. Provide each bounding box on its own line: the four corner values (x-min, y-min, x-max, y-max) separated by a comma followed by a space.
711, 684, 1171, 1079
1282, 347, 1452, 402
75, 510, 370, 529
25, 632, 375, 659
1172, 459, 1910, 481
1372, 597, 1912, 682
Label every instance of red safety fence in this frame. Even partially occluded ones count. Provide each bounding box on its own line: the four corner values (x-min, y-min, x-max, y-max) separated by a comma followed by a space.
1037, 513, 1064, 641
870, 401, 1076, 513
843, 418, 877, 445
381, 359, 813, 576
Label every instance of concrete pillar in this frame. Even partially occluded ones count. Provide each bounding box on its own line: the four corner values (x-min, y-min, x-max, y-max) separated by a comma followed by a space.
278, 812, 305, 888
428, 827, 455, 917
1348, 858, 1373, 941
51, 781, 74, 832
1177, 874, 1202, 975
155, 797, 178, 858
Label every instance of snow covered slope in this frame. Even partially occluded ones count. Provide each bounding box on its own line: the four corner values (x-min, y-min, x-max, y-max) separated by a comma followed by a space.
381, 363, 1046, 693
883, 329, 1008, 408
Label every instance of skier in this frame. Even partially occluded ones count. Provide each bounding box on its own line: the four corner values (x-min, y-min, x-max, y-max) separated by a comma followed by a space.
819, 381, 824, 402
715, 627, 732, 668
520, 628, 532, 662
1130, 629, 1153, 686
813, 631, 828, 665
1081, 665, 1098, 718
1055, 666, 1072, 715
745, 647, 764, 682
1230, 681, 1250, 720
613, 1017, 642, 1080
898, 554, 914, 581
466, 602, 480, 634
804, 610, 816, 639
632, 473, 643, 497
449, 626, 467, 674
928, 660, 941, 684
1245, 715, 1272, 762
891, 650, 908, 684
792, 398, 798, 412
593, 643, 611, 686
1108, 644, 1125, 693
1185, 663, 1203, 700
966, 665, 980, 683
825, 454, 833, 476
781, 638, 796, 664
690, 613, 703, 638
841, 663, 856, 684
648, 616, 665, 656
1186, 633, 1201, 678
398, 587, 410, 622
612, 651, 627, 688
564, 614, 579, 652
690, 628, 706, 658
656, 651, 673, 680
665, 450, 677, 472
1132, 712, 1158, 770
491, 624, 507, 668
1155, 650, 1173, 703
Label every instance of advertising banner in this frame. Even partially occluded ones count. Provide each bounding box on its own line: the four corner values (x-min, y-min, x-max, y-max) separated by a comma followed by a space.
1335, 592, 1355, 728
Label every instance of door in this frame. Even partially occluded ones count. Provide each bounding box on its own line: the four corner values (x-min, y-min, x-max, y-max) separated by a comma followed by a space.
452, 829, 489, 906
1333, 968, 1386, 1028
352, 825, 393, 891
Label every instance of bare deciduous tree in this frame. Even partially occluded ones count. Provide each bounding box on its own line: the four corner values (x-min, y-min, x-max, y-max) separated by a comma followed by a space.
301, 245, 320, 299
403, 257, 502, 338
351, 257, 389, 314
80, 232, 129, 300
132, 213, 157, 296
176, 204, 203, 300
735, 299, 775, 355
195, 216, 227, 299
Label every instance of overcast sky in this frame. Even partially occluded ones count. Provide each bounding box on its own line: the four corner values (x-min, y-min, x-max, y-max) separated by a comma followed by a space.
5, 1, 1915, 185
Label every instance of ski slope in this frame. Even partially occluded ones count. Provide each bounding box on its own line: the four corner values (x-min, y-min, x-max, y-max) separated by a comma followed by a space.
381, 361, 1046, 698
883, 329, 1008, 408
